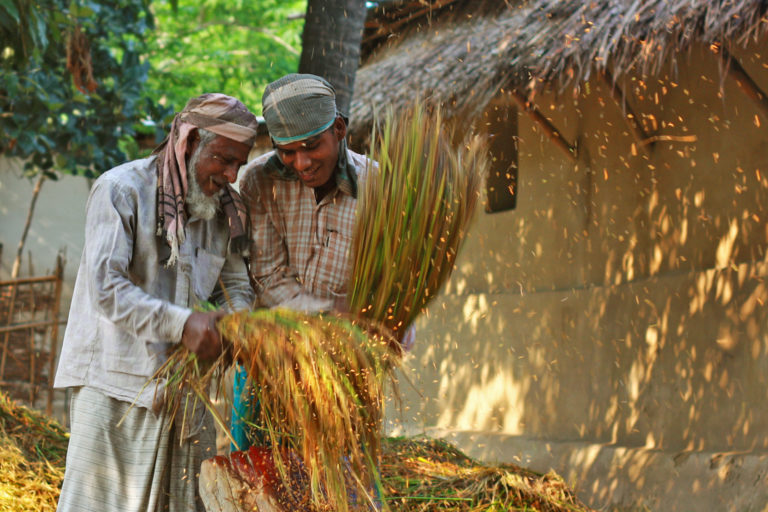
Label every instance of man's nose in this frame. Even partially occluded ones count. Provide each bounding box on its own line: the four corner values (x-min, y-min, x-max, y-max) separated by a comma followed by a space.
223, 165, 238, 183
293, 151, 311, 172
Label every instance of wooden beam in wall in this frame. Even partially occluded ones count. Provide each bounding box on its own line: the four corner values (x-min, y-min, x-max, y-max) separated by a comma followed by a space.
600, 69, 652, 156
510, 90, 578, 163
721, 45, 768, 121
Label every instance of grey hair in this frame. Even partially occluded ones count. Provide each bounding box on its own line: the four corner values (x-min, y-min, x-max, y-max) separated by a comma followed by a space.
197, 127, 218, 146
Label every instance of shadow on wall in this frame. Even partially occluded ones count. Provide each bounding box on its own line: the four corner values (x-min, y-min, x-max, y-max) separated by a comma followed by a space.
385, 44, 768, 479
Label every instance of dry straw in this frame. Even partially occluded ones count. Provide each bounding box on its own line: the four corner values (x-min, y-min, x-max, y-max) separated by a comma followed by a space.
151, 100, 487, 511
381, 437, 593, 512
0, 391, 68, 512
0, 390, 590, 512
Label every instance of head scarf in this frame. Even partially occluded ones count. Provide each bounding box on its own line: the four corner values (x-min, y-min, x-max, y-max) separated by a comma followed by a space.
152, 93, 258, 266
261, 74, 358, 197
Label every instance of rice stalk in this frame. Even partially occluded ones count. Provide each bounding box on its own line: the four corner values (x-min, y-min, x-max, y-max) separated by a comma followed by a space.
348, 101, 487, 340
0, 391, 68, 511
154, 309, 401, 511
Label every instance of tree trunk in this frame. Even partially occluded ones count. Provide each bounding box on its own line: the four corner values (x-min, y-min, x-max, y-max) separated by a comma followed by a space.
11, 173, 45, 278
298, 0, 367, 117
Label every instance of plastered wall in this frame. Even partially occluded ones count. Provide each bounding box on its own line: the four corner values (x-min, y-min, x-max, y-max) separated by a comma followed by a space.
385, 41, 768, 459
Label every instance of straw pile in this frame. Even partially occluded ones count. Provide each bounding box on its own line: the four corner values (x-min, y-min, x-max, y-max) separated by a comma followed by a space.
155, 101, 487, 511
0, 391, 68, 511
382, 437, 593, 512
0, 394, 592, 512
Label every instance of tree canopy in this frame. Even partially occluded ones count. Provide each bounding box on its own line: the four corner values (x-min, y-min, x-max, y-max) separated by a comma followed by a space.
0, 0, 165, 178
146, 0, 306, 116
0, 0, 307, 179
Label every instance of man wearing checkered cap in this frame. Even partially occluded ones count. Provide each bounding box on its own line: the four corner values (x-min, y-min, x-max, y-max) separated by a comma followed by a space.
233, 74, 374, 450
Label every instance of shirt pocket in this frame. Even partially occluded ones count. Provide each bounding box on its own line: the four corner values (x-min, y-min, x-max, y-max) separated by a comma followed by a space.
192, 248, 226, 303
316, 227, 352, 296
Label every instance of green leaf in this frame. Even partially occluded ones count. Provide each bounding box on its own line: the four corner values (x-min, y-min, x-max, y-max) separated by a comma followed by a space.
0, 0, 20, 24
70, 5, 94, 18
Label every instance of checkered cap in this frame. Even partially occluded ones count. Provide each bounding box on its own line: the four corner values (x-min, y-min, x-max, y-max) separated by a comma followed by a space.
262, 74, 337, 144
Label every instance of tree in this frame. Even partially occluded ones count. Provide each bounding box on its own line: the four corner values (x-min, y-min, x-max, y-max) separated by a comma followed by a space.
298, 0, 367, 116
146, 0, 307, 115
0, 0, 166, 178
0, 0, 167, 276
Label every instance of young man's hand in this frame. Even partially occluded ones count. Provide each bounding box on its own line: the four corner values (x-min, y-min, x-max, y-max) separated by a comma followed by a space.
181, 311, 228, 360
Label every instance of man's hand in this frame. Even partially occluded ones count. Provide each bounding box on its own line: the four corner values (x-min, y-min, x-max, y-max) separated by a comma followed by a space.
181, 311, 228, 360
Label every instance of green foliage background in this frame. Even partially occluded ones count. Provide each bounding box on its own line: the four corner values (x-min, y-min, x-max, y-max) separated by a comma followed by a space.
146, 0, 306, 117
0, 0, 306, 178
0, 0, 161, 177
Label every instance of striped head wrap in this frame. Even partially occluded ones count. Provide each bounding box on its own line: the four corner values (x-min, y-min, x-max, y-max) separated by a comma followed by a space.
261, 74, 359, 197
152, 93, 258, 266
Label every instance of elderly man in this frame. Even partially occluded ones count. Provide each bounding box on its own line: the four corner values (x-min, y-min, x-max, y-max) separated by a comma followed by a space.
54, 93, 257, 512
229, 73, 371, 450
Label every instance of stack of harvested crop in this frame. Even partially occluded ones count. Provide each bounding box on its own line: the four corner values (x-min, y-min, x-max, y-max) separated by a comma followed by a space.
0, 391, 69, 512
0, 391, 593, 512
381, 437, 594, 512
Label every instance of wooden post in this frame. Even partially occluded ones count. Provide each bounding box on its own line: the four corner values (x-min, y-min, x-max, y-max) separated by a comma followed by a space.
510, 90, 578, 162
0, 283, 18, 381
600, 70, 652, 155
28, 325, 35, 404
722, 46, 768, 121
46, 254, 64, 416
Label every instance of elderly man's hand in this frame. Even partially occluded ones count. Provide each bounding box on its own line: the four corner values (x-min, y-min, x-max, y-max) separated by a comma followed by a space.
181, 311, 228, 360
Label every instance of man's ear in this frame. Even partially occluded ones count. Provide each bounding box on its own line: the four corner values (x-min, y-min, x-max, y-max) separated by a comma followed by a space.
333, 116, 346, 141
186, 128, 200, 160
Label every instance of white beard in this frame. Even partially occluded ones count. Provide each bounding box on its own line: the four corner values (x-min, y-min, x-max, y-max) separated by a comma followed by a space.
186, 148, 221, 221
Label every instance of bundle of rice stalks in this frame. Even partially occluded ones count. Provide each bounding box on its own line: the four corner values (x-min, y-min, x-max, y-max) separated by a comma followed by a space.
0, 391, 69, 511
349, 102, 487, 339
156, 309, 400, 511
381, 438, 593, 512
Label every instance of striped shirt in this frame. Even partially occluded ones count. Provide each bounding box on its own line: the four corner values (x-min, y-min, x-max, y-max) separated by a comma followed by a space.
240, 149, 371, 308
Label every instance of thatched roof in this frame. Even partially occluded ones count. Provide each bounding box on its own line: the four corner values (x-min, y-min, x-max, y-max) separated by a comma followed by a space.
350, 0, 768, 137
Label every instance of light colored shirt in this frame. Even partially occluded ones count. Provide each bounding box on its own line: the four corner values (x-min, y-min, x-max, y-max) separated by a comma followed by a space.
240, 149, 371, 310
54, 156, 253, 410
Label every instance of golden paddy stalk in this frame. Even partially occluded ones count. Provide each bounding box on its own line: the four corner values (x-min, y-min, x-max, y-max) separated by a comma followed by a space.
0, 391, 68, 512
348, 103, 487, 339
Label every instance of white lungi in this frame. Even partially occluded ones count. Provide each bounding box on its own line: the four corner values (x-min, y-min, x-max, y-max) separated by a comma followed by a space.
56, 387, 215, 512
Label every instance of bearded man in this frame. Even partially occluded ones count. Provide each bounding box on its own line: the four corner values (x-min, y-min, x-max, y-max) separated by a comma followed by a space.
54, 93, 257, 512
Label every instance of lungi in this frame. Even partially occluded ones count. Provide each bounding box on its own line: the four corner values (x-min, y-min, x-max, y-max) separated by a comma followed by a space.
56, 386, 215, 512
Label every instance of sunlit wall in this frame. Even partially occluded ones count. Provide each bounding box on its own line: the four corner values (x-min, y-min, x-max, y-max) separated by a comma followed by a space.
386, 40, 768, 456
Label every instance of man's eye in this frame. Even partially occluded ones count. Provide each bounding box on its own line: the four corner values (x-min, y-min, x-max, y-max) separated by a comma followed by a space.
213, 154, 234, 164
